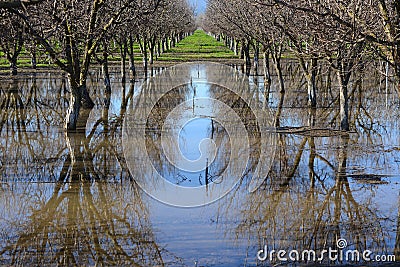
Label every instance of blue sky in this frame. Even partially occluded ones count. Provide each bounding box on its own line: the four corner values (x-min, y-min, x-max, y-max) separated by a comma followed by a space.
188, 0, 207, 14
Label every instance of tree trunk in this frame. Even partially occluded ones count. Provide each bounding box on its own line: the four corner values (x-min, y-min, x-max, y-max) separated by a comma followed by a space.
160, 39, 165, 54
31, 45, 37, 69
163, 38, 169, 52
149, 47, 154, 65
338, 72, 350, 131
271, 44, 285, 93
253, 42, 260, 72
143, 43, 148, 73
243, 41, 251, 69
263, 50, 272, 104
65, 78, 82, 131
335, 43, 363, 131
298, 56, 318, 107
170, 35, 175, 48
129, 53, 136, 81
241, 40, 251, 76
8, 29, 24, 76
102, 46, 111, 94
149, 38, 156, 65
234, 39, 239, 56
263, 50, 272, 87
308, 58, 318, 107
66, 95, 81, 131
230, 38, 234, 51
273, 57, 285, 93
79, 79, 94, 109
139, 37, 148, 73
119, 38, 127, 84
128, 35, 136, 81
265, 48, 285, 126
157, 40, 162, 57
65, 77, 94, 132
10, 59, 18, 76
239, 40, 244, 60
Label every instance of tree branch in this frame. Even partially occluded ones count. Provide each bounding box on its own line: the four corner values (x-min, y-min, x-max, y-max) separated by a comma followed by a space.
0, 0, 44, 9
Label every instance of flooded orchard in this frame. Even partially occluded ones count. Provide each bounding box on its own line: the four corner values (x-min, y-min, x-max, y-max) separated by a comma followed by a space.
1, 61, 400, 266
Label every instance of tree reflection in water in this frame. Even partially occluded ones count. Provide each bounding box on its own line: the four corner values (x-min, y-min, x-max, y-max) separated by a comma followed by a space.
0, 60, 399, 266
218, 134, 394, 265
0, 73, 166, 266
218, 61, 400, 265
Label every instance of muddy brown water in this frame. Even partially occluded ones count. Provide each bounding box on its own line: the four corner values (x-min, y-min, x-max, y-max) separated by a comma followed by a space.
0, 61, 400, 266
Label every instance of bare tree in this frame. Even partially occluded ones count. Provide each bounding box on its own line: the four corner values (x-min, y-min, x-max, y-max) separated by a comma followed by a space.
4, 0, 161, 131
205, 0, 373, 131
135, 0, 195, 72
264, 0, 400, 96
0, 9, 25, 75
204, 0, 254, 72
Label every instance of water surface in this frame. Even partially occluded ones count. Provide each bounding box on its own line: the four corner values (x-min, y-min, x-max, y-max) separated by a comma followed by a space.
1, 62, 400, 266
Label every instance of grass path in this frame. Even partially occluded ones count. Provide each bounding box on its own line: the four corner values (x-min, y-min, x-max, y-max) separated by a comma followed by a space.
157, 30, 239, 62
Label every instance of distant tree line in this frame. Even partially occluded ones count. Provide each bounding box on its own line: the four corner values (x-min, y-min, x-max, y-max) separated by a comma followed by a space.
202, 0, 400, 131
0, 0, 195, 130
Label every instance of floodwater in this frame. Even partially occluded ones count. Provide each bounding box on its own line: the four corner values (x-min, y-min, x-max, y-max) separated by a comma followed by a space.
0, 61, 400, 266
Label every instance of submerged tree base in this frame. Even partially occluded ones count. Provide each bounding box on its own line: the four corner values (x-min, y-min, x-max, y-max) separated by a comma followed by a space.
66, 107, 93, 133
65, 81, 95, 132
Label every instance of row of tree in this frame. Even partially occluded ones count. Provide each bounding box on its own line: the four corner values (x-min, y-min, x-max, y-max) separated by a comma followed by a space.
0, 0, 195, 130
203, 0, 400, 131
